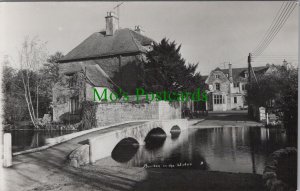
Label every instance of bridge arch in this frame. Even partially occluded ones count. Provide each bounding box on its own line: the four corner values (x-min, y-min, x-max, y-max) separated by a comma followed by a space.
170, 125, 181, 133
145, 127, 167, 140
111, 137, 139, 163
144, 127, 167, 150
170, 125, 181, 139
88, 119, 188, 163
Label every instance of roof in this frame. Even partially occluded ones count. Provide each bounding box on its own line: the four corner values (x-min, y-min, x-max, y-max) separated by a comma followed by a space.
219, 66, 268, 82
59, 28, 154, 62
85, 64, 114, 89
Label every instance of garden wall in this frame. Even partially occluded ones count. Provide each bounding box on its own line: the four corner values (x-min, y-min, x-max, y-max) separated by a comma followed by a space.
94, 101, 181, 127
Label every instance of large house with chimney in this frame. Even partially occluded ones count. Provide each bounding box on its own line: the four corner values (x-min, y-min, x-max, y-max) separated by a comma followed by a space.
52, 12, 154, 122
205, 64, 275, 111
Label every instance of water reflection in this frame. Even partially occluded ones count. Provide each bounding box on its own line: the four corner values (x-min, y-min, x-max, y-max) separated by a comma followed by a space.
171, 131, 180, 140
10, 129, 76, 152
109, 126, 288, 174
145, 136, 167, 150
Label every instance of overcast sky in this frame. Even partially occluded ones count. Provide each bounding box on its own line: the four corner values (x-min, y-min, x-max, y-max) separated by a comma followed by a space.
0, 1, 298, 75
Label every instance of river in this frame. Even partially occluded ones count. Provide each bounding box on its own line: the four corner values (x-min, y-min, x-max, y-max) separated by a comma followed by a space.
103, 126, 288, 174
10, 129, 77, 152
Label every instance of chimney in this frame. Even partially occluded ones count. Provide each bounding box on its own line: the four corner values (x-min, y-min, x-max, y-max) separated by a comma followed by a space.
283, 59, 288, 66
105, 12, 119, 36
228, 63, 233, 82
134, 25, 142, 34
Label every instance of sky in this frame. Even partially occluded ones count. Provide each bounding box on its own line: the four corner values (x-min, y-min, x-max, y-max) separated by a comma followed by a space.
0, 1, 298, 75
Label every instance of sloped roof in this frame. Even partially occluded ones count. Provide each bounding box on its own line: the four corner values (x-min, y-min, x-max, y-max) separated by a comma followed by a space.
220, 66, 268, 82
85, 64, 114, 89
59, 28, 154, 62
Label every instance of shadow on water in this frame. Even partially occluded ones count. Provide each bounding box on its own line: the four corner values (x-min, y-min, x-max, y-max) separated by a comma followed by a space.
171, 131, 180, 140
111, 138, 139, 163
170, 125, 181, 140
145, 128, 167, 150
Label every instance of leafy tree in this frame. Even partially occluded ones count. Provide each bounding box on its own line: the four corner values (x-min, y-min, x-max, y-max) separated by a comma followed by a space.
40, 52, 64, 114
144, 38, 205, 92
247, 63, 298, 137
42, 51, 63, 85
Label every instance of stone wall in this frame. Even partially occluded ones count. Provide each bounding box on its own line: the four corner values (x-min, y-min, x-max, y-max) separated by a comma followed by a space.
95, 101, 181, 127
53, 54, 146, 122
159, 102, 181, 120
206, 70, 230, 93
262, 147, 297, 191
52, 72, 85, 122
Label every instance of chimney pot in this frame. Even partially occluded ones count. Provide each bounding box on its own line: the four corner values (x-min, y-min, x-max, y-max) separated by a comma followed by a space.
228, 63, 233, 82
134, 25, 142, 34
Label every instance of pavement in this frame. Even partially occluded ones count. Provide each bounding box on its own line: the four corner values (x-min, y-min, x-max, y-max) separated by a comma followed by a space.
1, 112, 265, 191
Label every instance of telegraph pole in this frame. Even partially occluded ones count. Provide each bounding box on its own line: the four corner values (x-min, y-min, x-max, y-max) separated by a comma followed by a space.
248, 53, 252, 117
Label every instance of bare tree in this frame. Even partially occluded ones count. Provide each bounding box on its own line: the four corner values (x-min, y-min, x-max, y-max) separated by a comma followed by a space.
18, 37, 48, 128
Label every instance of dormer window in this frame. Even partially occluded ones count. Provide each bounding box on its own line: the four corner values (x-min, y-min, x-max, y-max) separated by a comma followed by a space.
215, 74, 220, 79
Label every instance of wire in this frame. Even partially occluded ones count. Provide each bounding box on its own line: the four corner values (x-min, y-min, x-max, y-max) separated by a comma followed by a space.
253, 1, 297, 56
252, 1, 291, 55
252, 2, 286, 55
255, 4, 296, 56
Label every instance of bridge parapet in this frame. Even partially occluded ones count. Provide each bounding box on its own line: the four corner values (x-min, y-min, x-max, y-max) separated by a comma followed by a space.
88, 119, 188, 164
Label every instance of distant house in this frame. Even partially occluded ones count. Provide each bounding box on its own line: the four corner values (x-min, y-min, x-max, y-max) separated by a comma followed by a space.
205, 64, 274, 111
53, 12, 154, 122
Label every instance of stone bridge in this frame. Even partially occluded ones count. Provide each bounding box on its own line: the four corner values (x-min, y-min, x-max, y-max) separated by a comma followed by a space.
88, 119, 188, 164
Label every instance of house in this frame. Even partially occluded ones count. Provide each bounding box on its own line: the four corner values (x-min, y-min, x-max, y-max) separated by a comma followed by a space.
205, 64, 273, 111
53, 12, 155, 122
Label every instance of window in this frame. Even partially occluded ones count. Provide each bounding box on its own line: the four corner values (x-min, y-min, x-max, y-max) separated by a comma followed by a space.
213, 95, 224, 104
215, 83, 220, 91
242, 84, 246, 91
215, 74, 220, 79
70, 96, 79, 114
234, 83, 239, 88
244, 72, 248, 78
226, 74, 229, 77
234, 97, 237, 104
66, 73, 76, 88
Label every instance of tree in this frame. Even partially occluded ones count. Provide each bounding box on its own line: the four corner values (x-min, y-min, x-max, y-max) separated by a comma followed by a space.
42, 51, 63, 85
2, 64, 34, 123
246, 63, 298, 137
40, 52, 64, 114
144, 38, 205, 92
18, 37, 48, 128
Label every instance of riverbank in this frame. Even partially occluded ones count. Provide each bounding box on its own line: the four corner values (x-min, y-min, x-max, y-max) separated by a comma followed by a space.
192, 111, 263, 128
